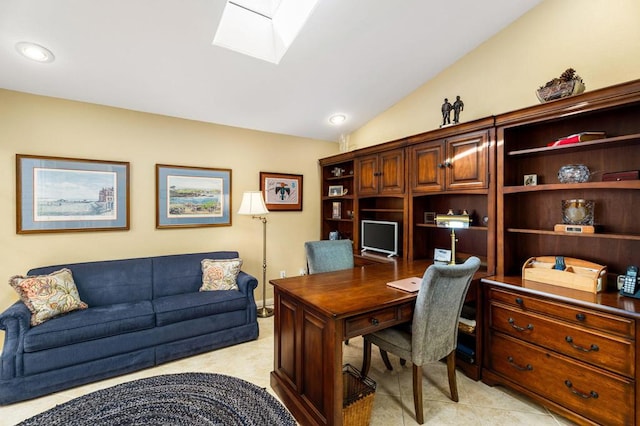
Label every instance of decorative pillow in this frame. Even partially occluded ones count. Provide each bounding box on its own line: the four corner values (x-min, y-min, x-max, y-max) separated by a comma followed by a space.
200, 258, 242, 291
9, 268, 88, 326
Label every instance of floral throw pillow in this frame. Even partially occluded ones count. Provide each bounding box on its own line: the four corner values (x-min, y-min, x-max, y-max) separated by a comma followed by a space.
200, 258, 242, 291
9, 268, 88, 326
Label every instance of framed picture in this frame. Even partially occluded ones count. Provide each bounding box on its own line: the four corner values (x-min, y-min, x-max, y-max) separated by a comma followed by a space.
332, 201, 342, 219
328, 185, 347, 197
16, 154, 130, 234
156, 164, 231, 228
260, 172, 303, 211
524, 174, 538, 186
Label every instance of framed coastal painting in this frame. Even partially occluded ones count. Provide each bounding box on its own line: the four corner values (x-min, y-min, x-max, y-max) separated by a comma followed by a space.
260, 172, 303, 211
156, 164, 232, 228
16, 154, 130, 234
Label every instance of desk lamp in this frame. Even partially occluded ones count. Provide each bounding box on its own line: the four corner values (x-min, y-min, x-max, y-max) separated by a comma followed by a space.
435, 212, 470, 265
238, 191, 272, 317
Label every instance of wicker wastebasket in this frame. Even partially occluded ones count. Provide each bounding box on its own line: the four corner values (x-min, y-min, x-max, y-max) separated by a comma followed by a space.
342, 364, 376, 426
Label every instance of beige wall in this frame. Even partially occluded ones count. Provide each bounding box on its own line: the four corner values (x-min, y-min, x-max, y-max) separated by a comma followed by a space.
0, 90, 338, 320
350, 0, 640, 148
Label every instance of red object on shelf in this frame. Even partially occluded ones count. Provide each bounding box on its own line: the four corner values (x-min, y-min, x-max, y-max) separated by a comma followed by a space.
547, 131, 606, 147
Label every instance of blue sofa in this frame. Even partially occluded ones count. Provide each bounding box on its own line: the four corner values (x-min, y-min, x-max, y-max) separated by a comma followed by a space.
0, 251, 259, 404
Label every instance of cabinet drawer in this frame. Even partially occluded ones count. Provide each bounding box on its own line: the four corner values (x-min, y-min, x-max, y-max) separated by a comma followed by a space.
489, 288, 634, 338
345, 303, 412, 338
490, 302, 634, 377
489, 331, 634, 426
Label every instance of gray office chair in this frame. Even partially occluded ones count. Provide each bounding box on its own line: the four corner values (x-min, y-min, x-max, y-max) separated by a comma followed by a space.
304, 240, 354, 274
361, 256, 480, 424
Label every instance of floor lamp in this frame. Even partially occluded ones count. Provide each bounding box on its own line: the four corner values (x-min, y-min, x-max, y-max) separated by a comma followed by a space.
238, 191, 273, 318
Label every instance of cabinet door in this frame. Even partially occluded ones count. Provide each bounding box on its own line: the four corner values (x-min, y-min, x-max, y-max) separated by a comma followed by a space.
379, 149, 405, 194
356, 154, 378, 196
410, 141, 445, 192
445, 131, 489, 191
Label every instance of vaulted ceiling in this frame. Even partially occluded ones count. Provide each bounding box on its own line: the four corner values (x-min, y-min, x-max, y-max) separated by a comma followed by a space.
0, 0, 541, 141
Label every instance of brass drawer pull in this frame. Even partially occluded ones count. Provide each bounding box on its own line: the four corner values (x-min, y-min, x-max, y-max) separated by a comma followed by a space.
564, 380, 599, 399
371, 318, 379, 326
507, 356, 533, 371
508, 317, 533, 332
565, 336, 599, 352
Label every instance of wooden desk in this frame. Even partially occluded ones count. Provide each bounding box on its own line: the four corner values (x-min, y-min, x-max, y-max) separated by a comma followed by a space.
269, 260, 431, 426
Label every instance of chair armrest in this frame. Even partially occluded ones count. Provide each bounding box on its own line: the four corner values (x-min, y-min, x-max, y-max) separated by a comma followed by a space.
0, 301, 31, 380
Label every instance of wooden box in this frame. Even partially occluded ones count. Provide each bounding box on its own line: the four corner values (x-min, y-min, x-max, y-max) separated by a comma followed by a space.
522, 256, 607, 293
602, 170, 639, 181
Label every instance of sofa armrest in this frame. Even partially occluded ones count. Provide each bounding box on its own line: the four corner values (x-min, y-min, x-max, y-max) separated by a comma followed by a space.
0, 301, 31, 380
236, 271, 258, 297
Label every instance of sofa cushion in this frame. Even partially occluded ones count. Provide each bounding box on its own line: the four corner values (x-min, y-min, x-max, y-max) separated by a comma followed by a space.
28, 258, 153, 307
152, 251, 241, 298
200, 258, 242, 291
153, 291, 247, 326
9, 268, 88, 326
23, 301, 154, 352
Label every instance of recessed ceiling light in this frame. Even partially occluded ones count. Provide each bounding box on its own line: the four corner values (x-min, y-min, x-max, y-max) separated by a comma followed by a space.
15, 42, 55, 63
329, 114, 346, 125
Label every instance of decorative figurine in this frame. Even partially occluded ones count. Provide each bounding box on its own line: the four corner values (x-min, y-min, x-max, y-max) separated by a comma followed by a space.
453, 95, 464, 123
536, 68, 585, 103
441, 98, 452, 126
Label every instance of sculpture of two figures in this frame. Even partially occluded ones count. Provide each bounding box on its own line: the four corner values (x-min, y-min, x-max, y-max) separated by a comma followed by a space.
441, 96, 464, 126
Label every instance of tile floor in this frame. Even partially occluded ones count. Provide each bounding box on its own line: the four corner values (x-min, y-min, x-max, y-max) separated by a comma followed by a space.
2, 316, 576, 425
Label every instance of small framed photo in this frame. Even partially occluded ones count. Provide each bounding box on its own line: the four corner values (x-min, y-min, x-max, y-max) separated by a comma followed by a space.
156, 164, 231, 228
524, 174, 538, 186
424, 211, 436, 224
328, 185, 346, 197
434, 248, 452, 264
332, 202, 342, 219
260, 172, 303, 211
16, 154, 130, 234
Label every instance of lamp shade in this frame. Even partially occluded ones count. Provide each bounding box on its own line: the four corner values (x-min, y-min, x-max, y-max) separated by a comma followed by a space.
436, 214, 470, 229
238, 191, 269, 215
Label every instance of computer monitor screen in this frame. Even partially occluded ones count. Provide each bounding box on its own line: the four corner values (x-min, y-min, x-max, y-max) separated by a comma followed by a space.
360, 220, 398, 257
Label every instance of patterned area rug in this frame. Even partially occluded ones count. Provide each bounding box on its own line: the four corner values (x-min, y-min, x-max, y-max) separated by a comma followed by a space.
19, 372, 296, 425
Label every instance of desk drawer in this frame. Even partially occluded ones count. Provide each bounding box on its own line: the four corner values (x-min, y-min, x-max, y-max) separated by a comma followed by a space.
345, 303, 413, 338
489, 288, 634, 338
489, 331, 634, 426
490, 302, 634, 377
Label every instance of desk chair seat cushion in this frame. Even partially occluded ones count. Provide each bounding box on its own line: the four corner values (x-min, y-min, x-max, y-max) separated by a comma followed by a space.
304, 240, 354, 274
365, 325, 412, 361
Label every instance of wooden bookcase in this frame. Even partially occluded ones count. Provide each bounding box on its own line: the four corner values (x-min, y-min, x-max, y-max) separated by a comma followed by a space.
484, 79, 640, 425
495, 79, 640, 278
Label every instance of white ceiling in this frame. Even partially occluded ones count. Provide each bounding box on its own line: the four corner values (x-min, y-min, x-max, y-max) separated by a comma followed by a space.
0, 0, 541, 141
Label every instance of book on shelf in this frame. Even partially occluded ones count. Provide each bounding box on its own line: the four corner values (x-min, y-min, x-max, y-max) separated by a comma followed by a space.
456, 342, 475, 364
547, 131, 606, 147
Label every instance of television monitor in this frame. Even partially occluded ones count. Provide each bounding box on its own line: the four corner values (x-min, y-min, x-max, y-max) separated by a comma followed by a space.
360, 220, 398, 257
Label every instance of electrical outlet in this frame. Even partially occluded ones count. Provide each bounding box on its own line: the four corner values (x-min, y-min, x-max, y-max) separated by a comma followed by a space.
279, 270, 286, 278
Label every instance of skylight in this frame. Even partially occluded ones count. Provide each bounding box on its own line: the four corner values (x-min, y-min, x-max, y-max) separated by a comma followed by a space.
212, 0, 320, 64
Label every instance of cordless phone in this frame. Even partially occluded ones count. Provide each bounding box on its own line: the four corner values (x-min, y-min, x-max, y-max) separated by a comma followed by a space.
622, 265, 639, 295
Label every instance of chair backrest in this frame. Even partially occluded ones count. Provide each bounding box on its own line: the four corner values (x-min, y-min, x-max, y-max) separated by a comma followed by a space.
304, 240, 354, 274
411, 256, 481, 365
